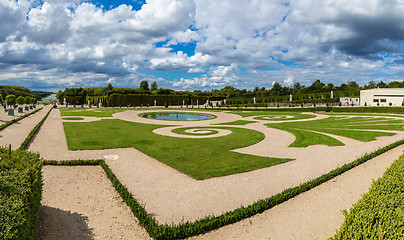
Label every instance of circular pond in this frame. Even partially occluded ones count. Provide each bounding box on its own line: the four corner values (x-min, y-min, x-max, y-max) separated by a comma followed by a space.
142, 112, 213, 121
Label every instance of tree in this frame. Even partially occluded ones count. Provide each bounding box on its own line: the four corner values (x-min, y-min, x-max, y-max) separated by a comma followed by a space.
56, 90, 64, 103
271, 82, 282, 93
150, 81, 158, 91
103, 83, 113, 95
140, 80, 149, 91
5, 94, 16, 107
293, 82, 301, 90
347, 80, 359, 90
16, 96, 25, 105
0, 94, 3, 104
309, 79, 325, 92
24, 96, 30, 104
377, 81, 387, 88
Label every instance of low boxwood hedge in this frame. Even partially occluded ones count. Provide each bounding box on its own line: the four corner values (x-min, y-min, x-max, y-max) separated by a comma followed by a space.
0, 148, 43, 240
331, 154, 404, 239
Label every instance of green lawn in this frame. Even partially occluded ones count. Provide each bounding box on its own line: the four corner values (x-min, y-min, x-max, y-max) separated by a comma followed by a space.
60, 108, 129, 117
216, 120, 257, 125
171, 127, 220, 136
230, 111, 316, 121
267, 116, 403, 147
63, 117, 84, 120
63, 119, 292, 179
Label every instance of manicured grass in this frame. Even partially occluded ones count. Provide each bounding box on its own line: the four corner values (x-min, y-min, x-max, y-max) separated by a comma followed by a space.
230, 111, 316, 121
267, 116, 404, 147
38, 100, 52, 105
285, 128, 344, 148
171, 127, 219, 136
216, 120, 257, 125
326, 112, 404, 118
63, 119, 292, 179
62, 117, 84, 120
60, 108, 128, 117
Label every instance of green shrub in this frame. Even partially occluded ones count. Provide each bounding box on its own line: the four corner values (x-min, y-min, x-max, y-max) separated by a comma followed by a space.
331, 155, 404, 239
0, 148, 43, 240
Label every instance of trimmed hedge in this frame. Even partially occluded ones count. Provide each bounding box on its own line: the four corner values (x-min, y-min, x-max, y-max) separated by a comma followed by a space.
19, 108, 52, 150
47, 137, 404, 239
0, 148, 43, 240
42, 159, 100, 166
331, 155, 404, 239
0, 108, 42, 131
219, 106, 404, 114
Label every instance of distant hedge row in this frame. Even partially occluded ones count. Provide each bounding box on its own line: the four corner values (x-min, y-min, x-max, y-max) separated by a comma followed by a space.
0, 148, 43, 240
224, 106, 404, 113
331, 154, 404, 239
64, 94, 225, 107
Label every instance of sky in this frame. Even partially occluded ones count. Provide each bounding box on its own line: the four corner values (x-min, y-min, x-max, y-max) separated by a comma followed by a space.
0, 0, 404, 92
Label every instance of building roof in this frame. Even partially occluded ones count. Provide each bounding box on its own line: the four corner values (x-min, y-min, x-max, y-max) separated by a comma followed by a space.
361, 88, 404, 93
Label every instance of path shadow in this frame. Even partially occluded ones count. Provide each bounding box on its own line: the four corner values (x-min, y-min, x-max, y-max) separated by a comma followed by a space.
34, 205, 94, 240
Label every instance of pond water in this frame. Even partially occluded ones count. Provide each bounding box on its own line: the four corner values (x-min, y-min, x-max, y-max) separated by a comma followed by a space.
142, 112, 213, 121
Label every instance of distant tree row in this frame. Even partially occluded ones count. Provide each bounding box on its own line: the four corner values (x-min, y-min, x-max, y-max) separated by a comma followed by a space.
55, 79, 403, 105
0, 94, 37, 107
0, 85, 51, 100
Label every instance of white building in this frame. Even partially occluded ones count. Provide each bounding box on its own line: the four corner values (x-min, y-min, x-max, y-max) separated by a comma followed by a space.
340, 97, 360, 106
360, 88, 404, 106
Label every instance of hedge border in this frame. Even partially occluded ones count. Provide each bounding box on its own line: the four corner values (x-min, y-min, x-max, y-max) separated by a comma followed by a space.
42, 137, 404, 239
219, 106, 404, 114
330, 154, 404, 239
0, 107, 42, 131
0, 148, 43, 239
19, 108, 52, 150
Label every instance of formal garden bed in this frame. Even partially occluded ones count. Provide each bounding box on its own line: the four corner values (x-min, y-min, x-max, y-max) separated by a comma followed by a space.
2, 107, 404, 239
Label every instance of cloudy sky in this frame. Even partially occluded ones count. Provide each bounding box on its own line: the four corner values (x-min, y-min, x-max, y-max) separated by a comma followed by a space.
1, 0, 404, 92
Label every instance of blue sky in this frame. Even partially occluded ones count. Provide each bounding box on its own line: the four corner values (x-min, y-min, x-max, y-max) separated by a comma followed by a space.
0, 0, 404, 92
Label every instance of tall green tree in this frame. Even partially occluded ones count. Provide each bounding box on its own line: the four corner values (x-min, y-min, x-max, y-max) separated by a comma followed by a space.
140, 80, 149, 91
271, 82, 282, 93
16, 96, 25, 105
0, 94, 3, 104
150, 81, 158, 91
5, 94, 16, 107
56, 90, 64, 103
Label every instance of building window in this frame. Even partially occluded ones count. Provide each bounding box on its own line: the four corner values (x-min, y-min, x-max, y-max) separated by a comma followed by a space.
373, 99, 379, 102
381, 99, 387, 102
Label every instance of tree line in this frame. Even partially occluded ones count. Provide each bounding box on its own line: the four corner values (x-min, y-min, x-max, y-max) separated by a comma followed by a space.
55, 79, 403, 106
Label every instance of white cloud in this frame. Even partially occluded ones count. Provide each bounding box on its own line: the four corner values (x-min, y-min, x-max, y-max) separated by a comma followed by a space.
284, 76, 294, 86
1, 0, 404, 91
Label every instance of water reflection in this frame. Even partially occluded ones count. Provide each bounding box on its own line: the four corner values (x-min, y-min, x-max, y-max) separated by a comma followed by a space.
142, 112, 212, 121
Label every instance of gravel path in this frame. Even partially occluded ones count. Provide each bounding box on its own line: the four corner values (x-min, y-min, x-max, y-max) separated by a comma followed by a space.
0, 106, 49, 149
34, 166, 150, 240
27, 108, 404, 239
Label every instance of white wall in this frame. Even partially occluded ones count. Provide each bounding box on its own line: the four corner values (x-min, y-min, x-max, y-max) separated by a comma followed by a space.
360, 88, 404, 106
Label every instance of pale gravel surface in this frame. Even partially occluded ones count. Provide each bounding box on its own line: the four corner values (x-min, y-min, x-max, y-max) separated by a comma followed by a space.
0, 106, 49, 149
34, 166, 151, 240
27, 108, 404, 239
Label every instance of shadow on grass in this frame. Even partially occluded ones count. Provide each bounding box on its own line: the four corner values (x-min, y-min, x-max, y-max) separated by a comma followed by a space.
34, 205, 93, 240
